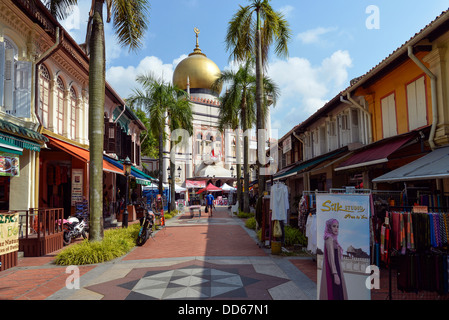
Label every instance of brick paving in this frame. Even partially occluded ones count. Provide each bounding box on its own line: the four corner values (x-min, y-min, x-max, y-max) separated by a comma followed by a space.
0, 205, 317, 301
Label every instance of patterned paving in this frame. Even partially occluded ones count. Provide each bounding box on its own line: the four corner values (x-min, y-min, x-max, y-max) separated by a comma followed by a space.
85, 260, 289, 300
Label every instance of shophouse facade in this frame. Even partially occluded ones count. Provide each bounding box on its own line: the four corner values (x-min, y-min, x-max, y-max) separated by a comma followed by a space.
1, 0, 147, 218
273, 9, 449, 223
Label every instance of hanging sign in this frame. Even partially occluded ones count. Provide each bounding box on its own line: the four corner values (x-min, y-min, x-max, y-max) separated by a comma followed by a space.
0, 212, 19, 255
0, 154, 19, 177
316, 193, 371, 300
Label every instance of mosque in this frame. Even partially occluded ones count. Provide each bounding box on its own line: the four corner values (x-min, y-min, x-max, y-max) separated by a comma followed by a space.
161, 28, 272, 202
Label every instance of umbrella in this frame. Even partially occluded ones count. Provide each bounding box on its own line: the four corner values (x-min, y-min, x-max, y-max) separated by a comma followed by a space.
196, 183, 222, 194
175, 184, 187, 193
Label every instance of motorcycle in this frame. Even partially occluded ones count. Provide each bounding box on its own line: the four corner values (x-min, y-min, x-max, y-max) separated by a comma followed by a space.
136, 201, 159, 246
62, 214, 88, 245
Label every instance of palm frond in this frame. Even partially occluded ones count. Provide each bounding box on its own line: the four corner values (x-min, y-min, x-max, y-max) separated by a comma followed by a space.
112, 0, 150, 51
42, 0, 78, 20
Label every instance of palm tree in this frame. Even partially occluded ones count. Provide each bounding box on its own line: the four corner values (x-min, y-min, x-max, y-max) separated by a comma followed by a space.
226, 0, 291, 197
213, 59, 279, 213
85, 0, 149, 241
127, 73, 193, 212
41, 0, 78, 20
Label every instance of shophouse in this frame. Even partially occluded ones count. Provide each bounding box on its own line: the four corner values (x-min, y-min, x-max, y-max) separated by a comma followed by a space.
1, 0, 148, 223
272, 9, 449, 230
335, 9, 449, 207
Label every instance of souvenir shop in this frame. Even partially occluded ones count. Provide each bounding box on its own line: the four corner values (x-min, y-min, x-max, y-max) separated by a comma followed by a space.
298, 184, 449, 300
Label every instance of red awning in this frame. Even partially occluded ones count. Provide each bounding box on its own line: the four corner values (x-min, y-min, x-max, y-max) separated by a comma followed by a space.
197, 183, 222, 194
335, 134, 415, 171
46, 136, 123, 175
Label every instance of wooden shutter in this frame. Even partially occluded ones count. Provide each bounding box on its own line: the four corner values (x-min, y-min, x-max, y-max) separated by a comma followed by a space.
407, 77, 427, 130
381, 94, 397, 138
13, 60, 32, 118
4, 47, 14, 113
0, 42, 4, 107
107, 122, 116, 153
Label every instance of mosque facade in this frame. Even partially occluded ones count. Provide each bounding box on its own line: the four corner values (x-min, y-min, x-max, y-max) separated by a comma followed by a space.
162, 28, 272, 200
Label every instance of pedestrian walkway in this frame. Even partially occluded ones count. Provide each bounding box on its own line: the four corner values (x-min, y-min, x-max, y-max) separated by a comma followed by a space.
0, 205, 317, 300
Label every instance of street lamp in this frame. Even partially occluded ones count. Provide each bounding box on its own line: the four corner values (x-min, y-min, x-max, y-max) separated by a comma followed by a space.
168, 174, 172, 214
177, 166, 182, 178
122, 156, 132, 228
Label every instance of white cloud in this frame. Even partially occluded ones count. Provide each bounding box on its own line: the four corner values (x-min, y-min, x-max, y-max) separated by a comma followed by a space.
296, 27, 337, 44
106, 55, 183, 99
267, 50, 352, 136
278, 5, 295, 18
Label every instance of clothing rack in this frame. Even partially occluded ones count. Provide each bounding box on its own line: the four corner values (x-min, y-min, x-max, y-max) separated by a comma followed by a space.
382, 205, 449, 299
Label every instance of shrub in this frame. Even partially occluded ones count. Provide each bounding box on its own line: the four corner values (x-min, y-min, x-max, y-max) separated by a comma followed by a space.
284, 226, 307, 247
54, 224, 140, 266
245, 217, 257, 230
237, 210, 254, 219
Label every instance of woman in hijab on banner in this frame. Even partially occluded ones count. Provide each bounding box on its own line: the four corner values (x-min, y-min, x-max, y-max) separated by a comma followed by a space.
319, 218, 348, 300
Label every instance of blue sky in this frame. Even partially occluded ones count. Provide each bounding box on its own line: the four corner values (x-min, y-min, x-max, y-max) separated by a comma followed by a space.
62, 1, 449, 137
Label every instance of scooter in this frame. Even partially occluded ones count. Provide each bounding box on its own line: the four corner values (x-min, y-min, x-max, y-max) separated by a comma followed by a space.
62, 214, 88, 245
136, 201, 159, 246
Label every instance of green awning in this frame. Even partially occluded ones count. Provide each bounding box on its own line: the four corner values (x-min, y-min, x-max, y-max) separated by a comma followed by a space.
274, 148, 348, 180
0, 132, 43, 152
0, 120, 47, 152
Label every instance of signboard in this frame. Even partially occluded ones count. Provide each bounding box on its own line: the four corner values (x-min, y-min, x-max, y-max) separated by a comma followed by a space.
283, 136, 292, 154
71, 169, 83, 206
316, 193, 371, 300
0, 154, 19, 177
0, 212, 19, 255
185, 180, 206, 188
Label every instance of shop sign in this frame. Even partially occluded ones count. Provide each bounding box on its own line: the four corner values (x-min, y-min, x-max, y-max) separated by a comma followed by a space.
0, 154, 19, 177
71, 169, 83, 206
316, 193, 371, 300
0, 212, 19, 255
282, 136, 291, 154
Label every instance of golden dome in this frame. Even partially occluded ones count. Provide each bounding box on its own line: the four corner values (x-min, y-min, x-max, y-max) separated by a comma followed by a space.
172, 28, 222, 94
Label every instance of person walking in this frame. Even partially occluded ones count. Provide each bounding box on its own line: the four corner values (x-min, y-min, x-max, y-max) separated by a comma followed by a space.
205, 192, 214, 217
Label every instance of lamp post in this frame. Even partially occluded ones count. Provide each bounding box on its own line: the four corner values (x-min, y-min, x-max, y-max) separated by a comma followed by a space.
168, 174, 172, 214
122, 156, 132, 228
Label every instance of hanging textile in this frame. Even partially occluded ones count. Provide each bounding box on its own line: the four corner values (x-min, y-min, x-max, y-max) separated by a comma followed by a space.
270, 182, 289, 223
306, 213, 317, 254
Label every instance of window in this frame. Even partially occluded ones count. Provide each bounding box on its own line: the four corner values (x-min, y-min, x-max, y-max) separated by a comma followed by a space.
56, 77, 65, 135
381, 93, 397, 138
0, 38, 32, 117
39, 65, 50, 127
407, 76, 427, 130
70, 87, 77, 139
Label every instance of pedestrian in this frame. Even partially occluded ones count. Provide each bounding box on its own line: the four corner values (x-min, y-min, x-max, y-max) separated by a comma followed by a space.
205, 192, 214, 216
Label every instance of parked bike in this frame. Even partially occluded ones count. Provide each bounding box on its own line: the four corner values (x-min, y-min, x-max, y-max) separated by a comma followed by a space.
136, 201, 159, 246
62, 214, 87, 245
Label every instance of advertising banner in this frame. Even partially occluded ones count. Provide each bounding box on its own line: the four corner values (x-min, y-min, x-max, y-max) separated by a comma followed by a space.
0, 154, 19, 177
0, 212, 19, 255
71, 169, 83, 206
316, 193, 371, 300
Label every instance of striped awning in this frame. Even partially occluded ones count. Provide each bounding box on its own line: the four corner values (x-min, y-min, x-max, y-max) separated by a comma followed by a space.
0, 131, 44, 152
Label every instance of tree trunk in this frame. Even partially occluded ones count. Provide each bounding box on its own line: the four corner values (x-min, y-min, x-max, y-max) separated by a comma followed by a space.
241, 99, 250, 214
235, 128, 242, 213
170, 159, 175, 212
158, 126, 163, 196
255, 9, 266, 198
88, 0, 105, 242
